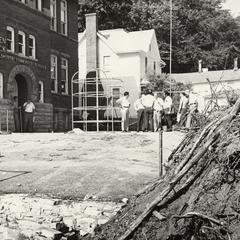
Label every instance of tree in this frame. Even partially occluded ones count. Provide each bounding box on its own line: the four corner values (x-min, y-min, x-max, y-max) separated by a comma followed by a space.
78, 0, 240, 73
78, 0, 133, 31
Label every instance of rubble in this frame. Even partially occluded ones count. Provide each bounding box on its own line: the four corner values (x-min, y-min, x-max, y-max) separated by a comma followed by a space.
79, 99, 240, 239
0, 194, 123, 240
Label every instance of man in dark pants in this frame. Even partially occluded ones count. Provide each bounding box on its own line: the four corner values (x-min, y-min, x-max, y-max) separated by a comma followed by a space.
142, 89, 154, 132
23, 98, 35, 132
134, 93, 145, 132
13, 96, 20, 132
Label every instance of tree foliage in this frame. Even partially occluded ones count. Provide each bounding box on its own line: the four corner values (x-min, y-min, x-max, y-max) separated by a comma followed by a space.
78, 0, 240, 73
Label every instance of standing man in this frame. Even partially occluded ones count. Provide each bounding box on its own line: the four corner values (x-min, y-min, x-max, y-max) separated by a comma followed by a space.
185, 90, 198, 129
116, 92, 130, 132
13, 96, 20, 132
153, 92, 164, 132
163, 91, 173, 131
134, 93, 145, 132
142, 89, 154, 132
23, 98, 35, 133
178, 92, 189, 127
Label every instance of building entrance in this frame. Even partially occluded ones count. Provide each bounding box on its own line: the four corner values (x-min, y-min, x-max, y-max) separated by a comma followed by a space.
15, 74, 28, 131
15, 74, 28, 107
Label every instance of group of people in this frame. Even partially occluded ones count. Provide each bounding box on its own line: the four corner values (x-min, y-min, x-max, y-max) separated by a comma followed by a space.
116, 89, 198, 132
13, 96, 35, 133
117, 89, 174, 132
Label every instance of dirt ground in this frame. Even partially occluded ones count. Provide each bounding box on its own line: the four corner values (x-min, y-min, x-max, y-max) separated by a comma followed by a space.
0, 131, 184, 200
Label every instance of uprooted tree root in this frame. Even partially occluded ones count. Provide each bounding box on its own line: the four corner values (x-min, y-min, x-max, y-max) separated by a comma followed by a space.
81, 98, 240, 240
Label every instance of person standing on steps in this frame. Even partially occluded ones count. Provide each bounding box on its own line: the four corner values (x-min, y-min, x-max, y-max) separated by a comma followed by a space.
23, 98, 35, 133
116, 91, 130, 132
134, 93, 145, 132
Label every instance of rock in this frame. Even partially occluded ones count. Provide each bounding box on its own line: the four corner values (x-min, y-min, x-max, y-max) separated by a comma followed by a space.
84, 207, 101, 217
121, 198, 128, 204
36, 226, 62, 239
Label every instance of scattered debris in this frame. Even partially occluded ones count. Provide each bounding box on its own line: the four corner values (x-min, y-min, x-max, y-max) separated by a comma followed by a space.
0, 194, 124, 240
79, 98, 240, 239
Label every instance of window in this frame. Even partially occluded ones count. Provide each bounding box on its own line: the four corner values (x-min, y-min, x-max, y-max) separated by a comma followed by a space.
38, 81, 44, 103
51, 55, 57, 92
103, 56, 110, 70
145, 57, 148, 74
28, 35, 36, 59
6, 26, 14, 53
0, 73, 3, 99
153, 61, 156, 75
112, 88, 120, 107
61, 58, 68, 94
50, 0, 57, 31
18, 31, 26, 56
60, 0, 68, 35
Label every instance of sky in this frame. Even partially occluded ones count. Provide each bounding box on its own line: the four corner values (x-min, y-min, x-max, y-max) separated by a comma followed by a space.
222, 0, 240, 17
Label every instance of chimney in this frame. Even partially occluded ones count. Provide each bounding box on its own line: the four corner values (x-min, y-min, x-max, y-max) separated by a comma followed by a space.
234, 57, 238, 71
85, 13, 98, 73
198, 60, 202, 73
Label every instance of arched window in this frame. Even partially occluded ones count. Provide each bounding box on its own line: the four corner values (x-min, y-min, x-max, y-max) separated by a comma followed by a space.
18, 31, 26, 56
29, 35, 36, 59
38, 81, 44, 103
6, 26, 15, 53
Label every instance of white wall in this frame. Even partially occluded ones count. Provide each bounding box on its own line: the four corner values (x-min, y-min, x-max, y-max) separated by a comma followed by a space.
78, 32, 163, 118
78, 37, 87, 79
191, 80, 240, 112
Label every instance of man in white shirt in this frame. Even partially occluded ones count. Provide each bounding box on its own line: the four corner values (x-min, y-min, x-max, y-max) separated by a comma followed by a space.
163, 91, 173, 131
134, 93, 145, 132
153, 93, 164, 132
23, 98, 35, 132
116, 91, 130, 132
141, 89, 154, 131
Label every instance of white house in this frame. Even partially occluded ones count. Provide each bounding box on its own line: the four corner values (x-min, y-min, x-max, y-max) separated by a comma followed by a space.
78, 13, 164, 118
172, 67, 240, 111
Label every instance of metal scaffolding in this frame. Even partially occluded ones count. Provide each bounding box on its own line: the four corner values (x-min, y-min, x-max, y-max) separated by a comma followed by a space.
71, 69, 123, 132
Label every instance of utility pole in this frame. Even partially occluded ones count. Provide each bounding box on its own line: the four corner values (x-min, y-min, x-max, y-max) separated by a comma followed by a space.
169, 0, 173, 95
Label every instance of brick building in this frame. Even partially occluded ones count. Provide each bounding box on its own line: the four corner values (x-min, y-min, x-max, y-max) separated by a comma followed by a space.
0, 0, 78, 132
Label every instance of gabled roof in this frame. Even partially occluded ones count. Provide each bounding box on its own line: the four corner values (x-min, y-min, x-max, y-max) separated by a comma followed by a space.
99, 29, 155, 54
79, 28, 156, 55
172, 69, 240, 85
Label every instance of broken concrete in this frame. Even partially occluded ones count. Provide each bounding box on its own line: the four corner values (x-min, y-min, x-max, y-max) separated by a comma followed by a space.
0, 194, 123, 239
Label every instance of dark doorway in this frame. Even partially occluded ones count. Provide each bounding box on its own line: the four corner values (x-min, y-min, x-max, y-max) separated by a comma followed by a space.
15, 74, 28, 107
15, 74, 28, 131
